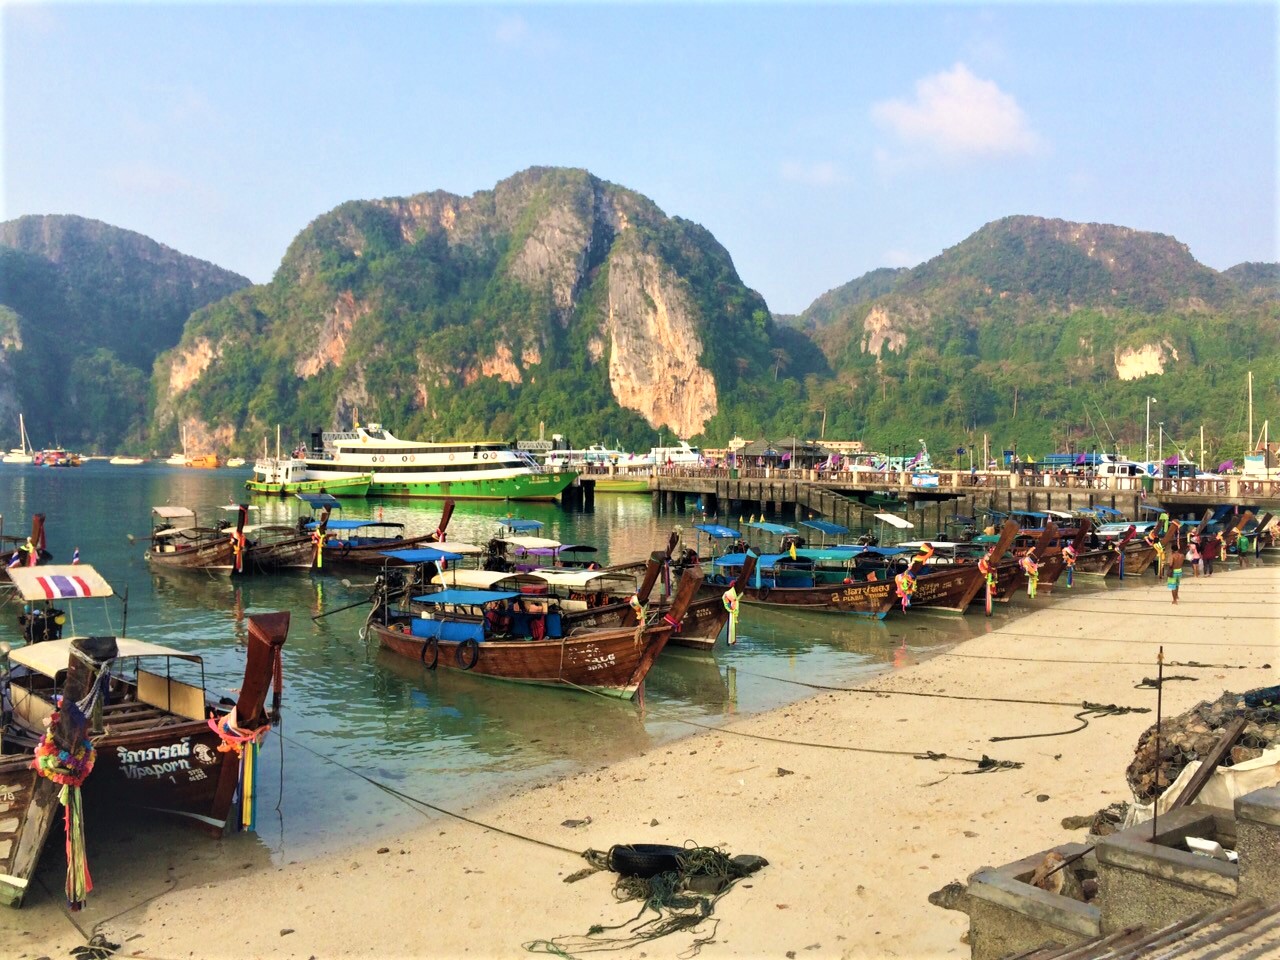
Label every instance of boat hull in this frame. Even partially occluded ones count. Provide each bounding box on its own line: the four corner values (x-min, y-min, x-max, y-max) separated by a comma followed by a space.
900, 564, 987, 614
0, 759, 60, 907
739, 579, 896, 618
368, 620, 673, 699
364, 471, 577, 500
146, 537, 236, 571
245, 474, 372, 498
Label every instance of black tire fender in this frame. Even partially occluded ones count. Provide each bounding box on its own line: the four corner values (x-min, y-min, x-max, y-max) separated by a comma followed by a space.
456, 638, 479, 670
420, 637, 439, 670
609, 844, 686, 878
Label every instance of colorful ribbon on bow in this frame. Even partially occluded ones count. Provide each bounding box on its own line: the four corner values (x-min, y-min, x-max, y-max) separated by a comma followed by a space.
721, 585, 741, 645
311, 528, 327, 568
208, 708, 272, 831
894, 570, 917, 611
32, 709, 96, 909
1020, 554, 1040, 598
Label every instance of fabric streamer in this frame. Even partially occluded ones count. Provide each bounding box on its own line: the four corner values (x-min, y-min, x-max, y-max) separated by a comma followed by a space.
1020, 554, 1039, 598
311, 529, 327, 568
32, 706, 96, 910
208, 707, 272, 831
894, 571, 917, 611
721, 585, 741, 645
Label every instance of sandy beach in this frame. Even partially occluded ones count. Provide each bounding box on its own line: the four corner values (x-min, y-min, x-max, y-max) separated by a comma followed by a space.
9, 562, 1278, 960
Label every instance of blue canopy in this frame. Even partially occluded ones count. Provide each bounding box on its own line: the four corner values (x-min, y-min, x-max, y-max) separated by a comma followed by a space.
1090, 506, 1124, 516
306, 518, 403, 531
296, 493, 342, 509
695, 523, 741, 539
746, 521, 799, 535
1011, 510, 1049, 518
711, 552, 753, 567
1138, 504, 1168, 514
381, 547, 464, 563
412, 588, 522, 605
800, 519, 850, 536
500, 518, 544, 532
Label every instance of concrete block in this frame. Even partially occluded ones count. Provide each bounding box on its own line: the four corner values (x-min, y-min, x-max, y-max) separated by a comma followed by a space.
1236, 784, 1280, 903
966, 842, 1100, 960
1095, 804, 1238, 934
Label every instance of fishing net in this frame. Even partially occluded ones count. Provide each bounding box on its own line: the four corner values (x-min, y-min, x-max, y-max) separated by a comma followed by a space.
525, 843, 766, 958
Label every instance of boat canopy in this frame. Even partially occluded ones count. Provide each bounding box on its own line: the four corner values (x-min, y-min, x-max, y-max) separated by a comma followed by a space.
152, 506, 195, 520
555, 544, 599, 555
1043, 510, 1075, 520
7, 564, 114, 601
874, 512, 915, 529
412, 588, 521, 606
11, 636, 202, 678
694, 523, 740, 539
501, 536, 562, 551
305, 519, 405, 531
380, 547, 465, 563
711, 552, 755, 568
1011, 510, 1049, 519
434, 570, 528, 589
221, 504, 258, 512
1090, 506, 1125, 516
746, 521, 799, 535
531, 569, 633, 589
1138, 504, 1170, 514
800, 519, 850, 536
296, 493, 342, 509
898, 540, 965, 550
499, 518, 544, 533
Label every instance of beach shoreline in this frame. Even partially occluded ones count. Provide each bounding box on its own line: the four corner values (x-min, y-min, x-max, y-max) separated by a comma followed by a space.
9, 563, 1278, 959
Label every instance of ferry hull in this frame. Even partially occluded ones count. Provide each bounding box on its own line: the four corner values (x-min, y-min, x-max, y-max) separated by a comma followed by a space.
245, 474, 372, 498
365, 472, 576, 501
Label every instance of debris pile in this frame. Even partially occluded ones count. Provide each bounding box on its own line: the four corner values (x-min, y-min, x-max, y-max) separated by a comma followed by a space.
1126, 688, 1280, 804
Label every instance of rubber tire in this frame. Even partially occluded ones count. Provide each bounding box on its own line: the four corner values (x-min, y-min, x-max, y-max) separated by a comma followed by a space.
456, 638, 479, 670
420, 638, 439, 670
610, 844, 686, 878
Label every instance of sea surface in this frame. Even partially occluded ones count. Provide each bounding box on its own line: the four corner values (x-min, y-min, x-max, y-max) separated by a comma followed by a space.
0, 461, 1070, 918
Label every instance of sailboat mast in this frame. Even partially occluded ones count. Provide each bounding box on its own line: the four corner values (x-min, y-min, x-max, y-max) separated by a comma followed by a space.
1248, 370, 1253, 463
276, 424, 281, 461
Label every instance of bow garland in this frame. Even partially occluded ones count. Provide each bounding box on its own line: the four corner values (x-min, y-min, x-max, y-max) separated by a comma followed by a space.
208, 707, 272, 831
1062, 545, 1077, 588
311, 528, 327, 568
1153, 540, 1166, 575
894, 571, 917, 611
721, 586, 741, 645
1020, 554, 1040, 598
627, 592, 646, 623
231, 530, 245, 573
32, 707, 96, 909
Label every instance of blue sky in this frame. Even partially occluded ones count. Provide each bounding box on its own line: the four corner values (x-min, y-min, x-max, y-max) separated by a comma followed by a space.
3, 3, 1275, 314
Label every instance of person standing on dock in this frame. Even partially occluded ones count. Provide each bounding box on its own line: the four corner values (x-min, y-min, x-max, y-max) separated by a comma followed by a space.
1168, 544, 1185, 604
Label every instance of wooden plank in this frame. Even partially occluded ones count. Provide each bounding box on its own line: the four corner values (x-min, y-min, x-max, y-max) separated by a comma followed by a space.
1170, 715, 1248, 811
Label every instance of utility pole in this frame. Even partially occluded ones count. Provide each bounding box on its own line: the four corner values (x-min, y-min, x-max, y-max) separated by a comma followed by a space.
1158, 423, 1164, 463
1145, 396, 1158, 463
1200, 424, 1205, 473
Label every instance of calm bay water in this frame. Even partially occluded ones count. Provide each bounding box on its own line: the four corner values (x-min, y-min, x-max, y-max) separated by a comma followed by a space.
0, 461, 1051, 909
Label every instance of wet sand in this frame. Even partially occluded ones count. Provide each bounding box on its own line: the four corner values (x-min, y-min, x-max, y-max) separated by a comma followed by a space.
10, 562, 1278, 959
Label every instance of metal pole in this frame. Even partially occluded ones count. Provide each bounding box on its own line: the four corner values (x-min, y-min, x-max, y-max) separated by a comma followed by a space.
1153, 645, 1164, 840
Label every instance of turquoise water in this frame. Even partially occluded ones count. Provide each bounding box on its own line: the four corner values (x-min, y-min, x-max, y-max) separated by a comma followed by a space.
1, 462, 1031, 885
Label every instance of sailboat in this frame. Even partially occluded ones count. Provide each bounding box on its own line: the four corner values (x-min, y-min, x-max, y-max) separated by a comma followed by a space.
2, 414, 34, 464
165, 425, 189, 466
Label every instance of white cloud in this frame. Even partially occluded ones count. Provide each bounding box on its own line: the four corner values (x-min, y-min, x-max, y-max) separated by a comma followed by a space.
779, 160, 845, 187
872, 63, 1041, 159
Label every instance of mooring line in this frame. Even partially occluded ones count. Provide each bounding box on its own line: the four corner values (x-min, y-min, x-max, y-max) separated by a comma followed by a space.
944, 652, 1252, 669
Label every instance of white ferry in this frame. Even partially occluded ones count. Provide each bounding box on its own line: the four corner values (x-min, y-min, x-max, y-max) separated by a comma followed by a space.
301, 423, 577, 501
646, 440, 702, 466
543, 444, 640, 468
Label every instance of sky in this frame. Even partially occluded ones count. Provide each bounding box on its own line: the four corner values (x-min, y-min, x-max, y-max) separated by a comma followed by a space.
2, 3, 1275, 315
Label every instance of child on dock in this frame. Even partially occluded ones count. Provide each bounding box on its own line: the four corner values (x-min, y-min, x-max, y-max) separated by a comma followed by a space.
1167, 544, 1185, 604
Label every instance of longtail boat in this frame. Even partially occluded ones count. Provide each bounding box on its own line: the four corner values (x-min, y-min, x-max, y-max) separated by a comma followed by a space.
0, 564, 288, 908
305, 497, 455, 572
894, 519, 1022, 613
708, 548, 897, 618
142, 505, 237, 571
364, 566, 703, 699
0, 513, 52, 576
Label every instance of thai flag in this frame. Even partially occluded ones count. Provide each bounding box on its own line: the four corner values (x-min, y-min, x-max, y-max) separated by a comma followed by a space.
72, 547, 81, 565
6, 550, 19, 568
33, 574, 94, 599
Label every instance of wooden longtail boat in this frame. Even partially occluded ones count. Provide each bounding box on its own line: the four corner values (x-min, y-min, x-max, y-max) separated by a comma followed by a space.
364, 567, 703, 699
143, 505, 237, 572
0, 565, 288, 907
306, 499, 455, 572
708, 549, 897, 618
895, 520, 1023, 614
1, 513, 52, 578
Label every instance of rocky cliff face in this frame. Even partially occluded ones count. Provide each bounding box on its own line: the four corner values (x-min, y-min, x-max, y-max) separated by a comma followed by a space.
155, 167, 768, 450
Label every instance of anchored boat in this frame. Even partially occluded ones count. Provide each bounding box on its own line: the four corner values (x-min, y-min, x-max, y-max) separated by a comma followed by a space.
299, 422, 577, 500
0, 565, 289, 908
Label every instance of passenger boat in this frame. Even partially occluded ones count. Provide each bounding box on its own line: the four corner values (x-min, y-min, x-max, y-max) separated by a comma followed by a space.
225, 457, 246, 468
298, 422, 577, 500
0, 564, 289, 907
893, 519, 1023, 613
1, 513, 51, 579
709, 548, 897, 618
184, 453, 222, 469
306, 496, 455, 571
143, 505, 237, 572
247, 428, 372, 497
108, 456, 146, 465
33, 448, 79, 467
363, 565, 703, 699
3, 414, 34, 464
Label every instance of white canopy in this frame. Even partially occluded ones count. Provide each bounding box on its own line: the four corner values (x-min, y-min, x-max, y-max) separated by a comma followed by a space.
529, 569, 635, 590
501, 536, 562, 551
7, 564, 114, 601
1043, 509, 1075, 519
431, 540, 486, 556
11, 636, 202, 678
433, 570, 528, 589
874, 513, 914, 529
152, 506, 195, 519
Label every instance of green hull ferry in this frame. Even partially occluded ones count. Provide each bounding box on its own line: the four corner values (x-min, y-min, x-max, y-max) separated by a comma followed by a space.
246, 473, 373, 498
368, 470, 574, 500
